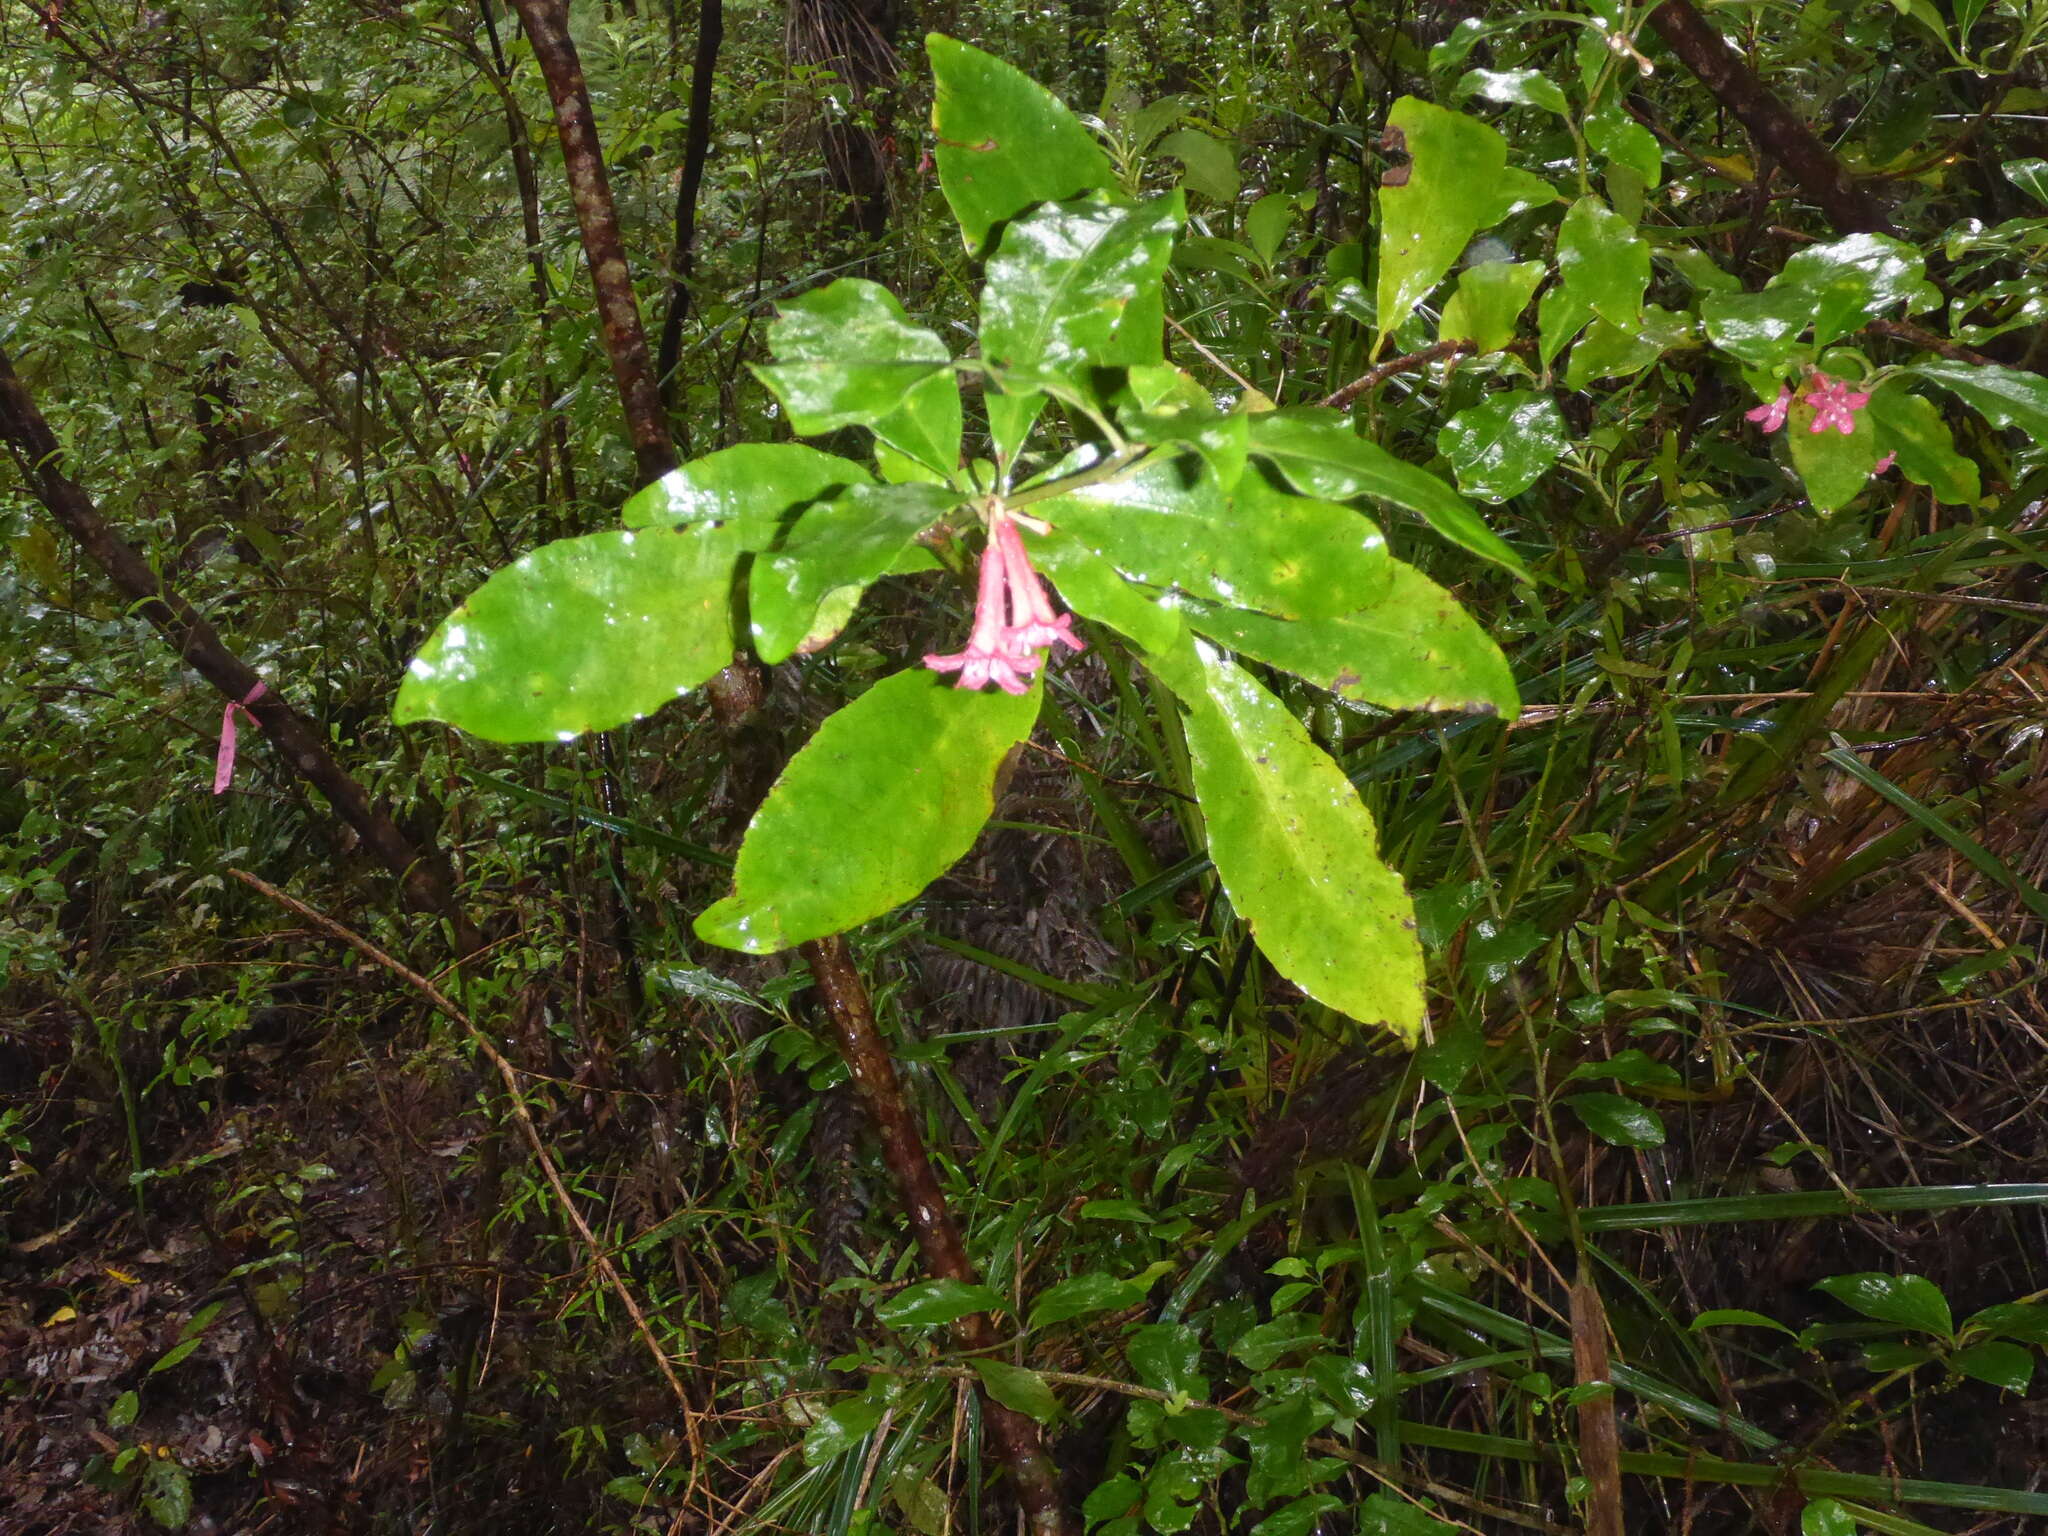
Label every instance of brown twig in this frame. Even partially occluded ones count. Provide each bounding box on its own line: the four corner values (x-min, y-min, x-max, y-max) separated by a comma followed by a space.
227, 870, 703, 1455
509, 5, 1072, 1523
508, 0, 678, 483
1321, 339, 1476, 410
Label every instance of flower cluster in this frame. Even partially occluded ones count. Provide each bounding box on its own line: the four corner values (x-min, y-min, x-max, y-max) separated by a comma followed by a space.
1745, 371, 1871, 436
924, 505, 1085, 695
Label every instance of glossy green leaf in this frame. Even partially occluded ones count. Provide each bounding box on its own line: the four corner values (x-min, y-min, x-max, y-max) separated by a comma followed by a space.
1537, 282, 1594, 368
981, 193, 1184, 392
1863, 387, 1980, 504
753, 279, 953, 438
1437, 390, 1566, 501
876, 1278, 1005, 1327
1814, 1273, 1954, 1336
970, 1358, 1060, 1422
928, 33, 1115, 252
1701, 286, 1816, 370
751, 483, 958, 664
2005, 157, 2048, 207
1183, 565, 1517, 715
396, 527, 739, 742
1801, 1499, 1857, 1536
1557, 195, 1648, 326
1779, 233, 1939, 349
1565, 305, 1691, 388
1247, 409, 1531, 579
1176, 646, 1425, 1039
874, 368, 966, 477
1566, 1092, 1667, 1148
1357, 1493, 1457, 1534
1691, 1309, 1796, 1335
1911, 357, 2048, 439
1229, 1313, 1324, 1369
1029, 1273, 1149, 1330
695, 668, 1039, 952
1967, 1302, 2048, 1343
1785, 393, 1882, 514
1157, 128, 1239, 203
1438, 260, 1545, 353
1038, 452, 1390, 620
1085, 1475, 1143, 1528
803, 1397, 885, 1465
1454, 67, 1569, 116
1376, 97, 1554, 338
1127, 1322, 1204, 1396
1244, 1394, 1336, 1504
1253, 1495, 1346, 1536
1307, 1355, 1381, 1416
1245, 192, 1295, 267
1952, 1341, 2033, 1392
621, 444, 873, 538
1031, 536, 1185, 654
1587, 106, 1662, 187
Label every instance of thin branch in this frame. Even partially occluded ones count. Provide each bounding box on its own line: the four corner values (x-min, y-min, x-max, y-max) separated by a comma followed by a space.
1646, 0, 1892, 235
228, 869, 703, 1463
1321, 340, 1475, 410
0, 345, 482, 956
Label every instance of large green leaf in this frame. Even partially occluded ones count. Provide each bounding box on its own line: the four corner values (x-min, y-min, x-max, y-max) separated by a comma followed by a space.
695, 668, 1039, 953
1182, 560, 1520, 715
928, 33, 1115, 252
1911, 357, 2048, 439
753, 279, 954, 445
980, 192, 1184, 392
1375, 98, 1554, 338
1174, 646, 1425, 1039
1038, 456, 1392, 620
1438, 260, 1545, 353
1864, 386, 1981, 504
1248, 409, 1531, 579
1814, 1273, 1954, 1337
1437, 390, 1567, 502
1779, 233, 1939, 349
1700, 286, 1816, 371
621, 444, 872, 542
395, 527, 738, 742
1557, 195, 1648, 326
750, 483, 958, 664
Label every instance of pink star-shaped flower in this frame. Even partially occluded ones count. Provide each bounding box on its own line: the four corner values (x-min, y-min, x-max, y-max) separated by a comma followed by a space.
924, 506, 1085, 694
1745, 386, 1793, 433
1803, 373, 1871, 436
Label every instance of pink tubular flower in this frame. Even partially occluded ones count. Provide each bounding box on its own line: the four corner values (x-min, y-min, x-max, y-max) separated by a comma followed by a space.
1873, 451, 1897, 474
1745, 386, 1793, 433
924, 505, 1086, 694
1804, 373, 1871, 436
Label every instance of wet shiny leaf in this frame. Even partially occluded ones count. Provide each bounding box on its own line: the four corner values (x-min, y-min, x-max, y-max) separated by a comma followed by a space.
1376, 97, 1554, 337
396, 527, 739, 742
981, 193, 1184, 393
695, 669, 1040, 952
1175, 645, 1425, 1039
1557, 195, 1648, 326
1566, 1092, 1667, 1148
1438, 259, 1545, 353
1437, 390, 1567, 501
1864, 386, 1981, 503
621, 444, 872, 542
1183, 562, 1518, 715
1814, 1272, 1954, 1336
1248, 410, 1530, 579
753, 279, 955, 445
929, 33, 1115, 251
1040, 456, 1389, 620
751, 483, 958, 664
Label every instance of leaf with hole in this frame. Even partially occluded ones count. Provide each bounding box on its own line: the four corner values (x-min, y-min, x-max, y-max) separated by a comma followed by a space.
929, 34, 1115, 251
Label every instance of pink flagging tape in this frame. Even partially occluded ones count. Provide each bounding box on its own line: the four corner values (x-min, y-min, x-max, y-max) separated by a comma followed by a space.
213, 681, 267, 796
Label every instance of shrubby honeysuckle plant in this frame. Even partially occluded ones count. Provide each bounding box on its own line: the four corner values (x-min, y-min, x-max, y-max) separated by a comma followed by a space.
393, 38, 1524, 1042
